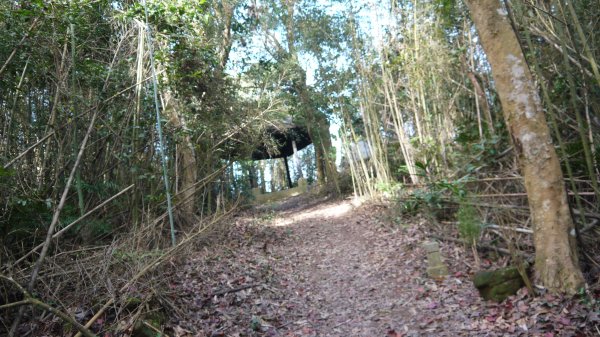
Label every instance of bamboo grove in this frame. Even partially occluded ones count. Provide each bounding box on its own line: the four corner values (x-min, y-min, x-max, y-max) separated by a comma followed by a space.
342, 0, 599, 292
0, 0, 599, 334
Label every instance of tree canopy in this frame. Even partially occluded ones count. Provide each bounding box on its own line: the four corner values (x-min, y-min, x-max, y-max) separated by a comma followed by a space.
1, 0, 599, 335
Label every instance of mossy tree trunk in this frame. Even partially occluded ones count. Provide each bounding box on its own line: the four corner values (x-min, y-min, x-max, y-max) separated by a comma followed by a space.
465, 0, 585, 294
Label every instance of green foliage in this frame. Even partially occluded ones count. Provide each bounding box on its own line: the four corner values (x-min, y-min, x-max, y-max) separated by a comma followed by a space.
397, 161, 427, 180
456, 203, 481, 245
451, 119, 508, 176
431, 0, 465, 32
410, 137, 440, 177
397, 177, 468, 219
0, 166, 13, 177
434, 178, 469, 199
77, 219, 114, 242
1, 194, 53, 245
295, 4, 344, 59
81, 180, 119, 198
126, 0, 210, 35
398, 187, 443, 216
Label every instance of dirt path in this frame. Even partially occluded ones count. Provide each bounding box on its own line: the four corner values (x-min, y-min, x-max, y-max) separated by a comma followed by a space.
168, 196, 594, 337
267, 198, 413, 335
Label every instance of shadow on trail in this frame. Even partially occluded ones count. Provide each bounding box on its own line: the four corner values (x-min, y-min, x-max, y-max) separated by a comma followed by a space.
167, 196, 594, 337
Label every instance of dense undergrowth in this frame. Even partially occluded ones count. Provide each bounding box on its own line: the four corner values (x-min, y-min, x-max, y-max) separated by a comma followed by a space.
1, 0, 600, 335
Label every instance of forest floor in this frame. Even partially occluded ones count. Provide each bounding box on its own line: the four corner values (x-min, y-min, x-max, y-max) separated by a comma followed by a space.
165, 194, 598, 337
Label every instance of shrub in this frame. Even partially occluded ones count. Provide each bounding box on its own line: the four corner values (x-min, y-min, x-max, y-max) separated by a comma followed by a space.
456, 203, 481, 245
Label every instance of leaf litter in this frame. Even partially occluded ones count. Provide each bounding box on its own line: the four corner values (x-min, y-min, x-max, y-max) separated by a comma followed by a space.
166, 196, 599, 336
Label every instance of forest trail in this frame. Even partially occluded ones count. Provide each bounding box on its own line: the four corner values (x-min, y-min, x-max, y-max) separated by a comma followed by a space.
167, 196, 591, 337
254, 197, 414, 335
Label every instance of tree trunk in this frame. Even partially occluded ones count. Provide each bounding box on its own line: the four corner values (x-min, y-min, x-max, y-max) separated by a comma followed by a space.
465, 0, 584, 293
259, 160, 266, 193
295, 72, 336, 185
248, 162, 258, 189
163, 92, 197, 222
281, 0, 336, 186
216, 0, 238, 72
309, 113, 329, 183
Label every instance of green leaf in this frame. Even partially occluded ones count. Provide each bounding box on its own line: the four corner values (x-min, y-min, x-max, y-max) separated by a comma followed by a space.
0, 166, 14, 177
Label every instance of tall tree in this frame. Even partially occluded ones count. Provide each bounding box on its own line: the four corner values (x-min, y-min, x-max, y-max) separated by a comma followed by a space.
260, 0, 338, 186
465, 0, 585, 293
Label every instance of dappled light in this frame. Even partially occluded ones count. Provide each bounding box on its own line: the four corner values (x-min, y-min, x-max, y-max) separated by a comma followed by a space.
1, 0, 599, 336
273, 201, 353, 227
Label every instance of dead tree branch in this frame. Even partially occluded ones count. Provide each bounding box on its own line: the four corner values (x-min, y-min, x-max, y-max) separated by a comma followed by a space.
0, 275, 97, 337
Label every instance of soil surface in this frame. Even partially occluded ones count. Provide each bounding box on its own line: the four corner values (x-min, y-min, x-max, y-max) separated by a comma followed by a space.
167, 195, 597, 336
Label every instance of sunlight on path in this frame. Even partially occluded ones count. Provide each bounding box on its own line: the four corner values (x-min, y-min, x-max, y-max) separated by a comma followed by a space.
267, 198, 417, 336
272, 201, 354, 226
171, 197, 593, 336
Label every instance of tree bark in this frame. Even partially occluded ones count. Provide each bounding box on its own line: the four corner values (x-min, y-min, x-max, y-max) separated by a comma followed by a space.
216, 0, 239, 73
294, 68, 336, 185
465, 0, 585, 294
163, 92, 197, 222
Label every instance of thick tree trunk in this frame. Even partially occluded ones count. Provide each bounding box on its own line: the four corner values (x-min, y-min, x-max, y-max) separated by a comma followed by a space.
465, 0, 585, 293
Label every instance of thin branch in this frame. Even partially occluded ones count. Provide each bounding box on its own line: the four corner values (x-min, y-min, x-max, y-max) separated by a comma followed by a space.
0, 300, 29, 310
73, 204, 239, 337
2, 69, 160, 169
27, 298, 97, 337
3, 132, 54, 169
5, 184, 134, 271
0, 275, 97, 337
27, 109, 98, 289
0, 18, 40, 77
9, 109, 99, 336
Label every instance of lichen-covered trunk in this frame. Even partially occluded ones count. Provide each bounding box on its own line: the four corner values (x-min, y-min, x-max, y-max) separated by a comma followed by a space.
465, 0, 584, 293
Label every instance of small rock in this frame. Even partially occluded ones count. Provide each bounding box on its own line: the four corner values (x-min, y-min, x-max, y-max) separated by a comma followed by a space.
473, 267, 524, 302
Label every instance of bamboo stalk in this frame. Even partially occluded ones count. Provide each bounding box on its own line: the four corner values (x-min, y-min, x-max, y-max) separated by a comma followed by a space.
0, 275, 97, 337
564, 0, 600, 88
73, 204, 237, 337
9, 109, 99, 337
555, 1, 599, 196
5, 184, 134, 270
